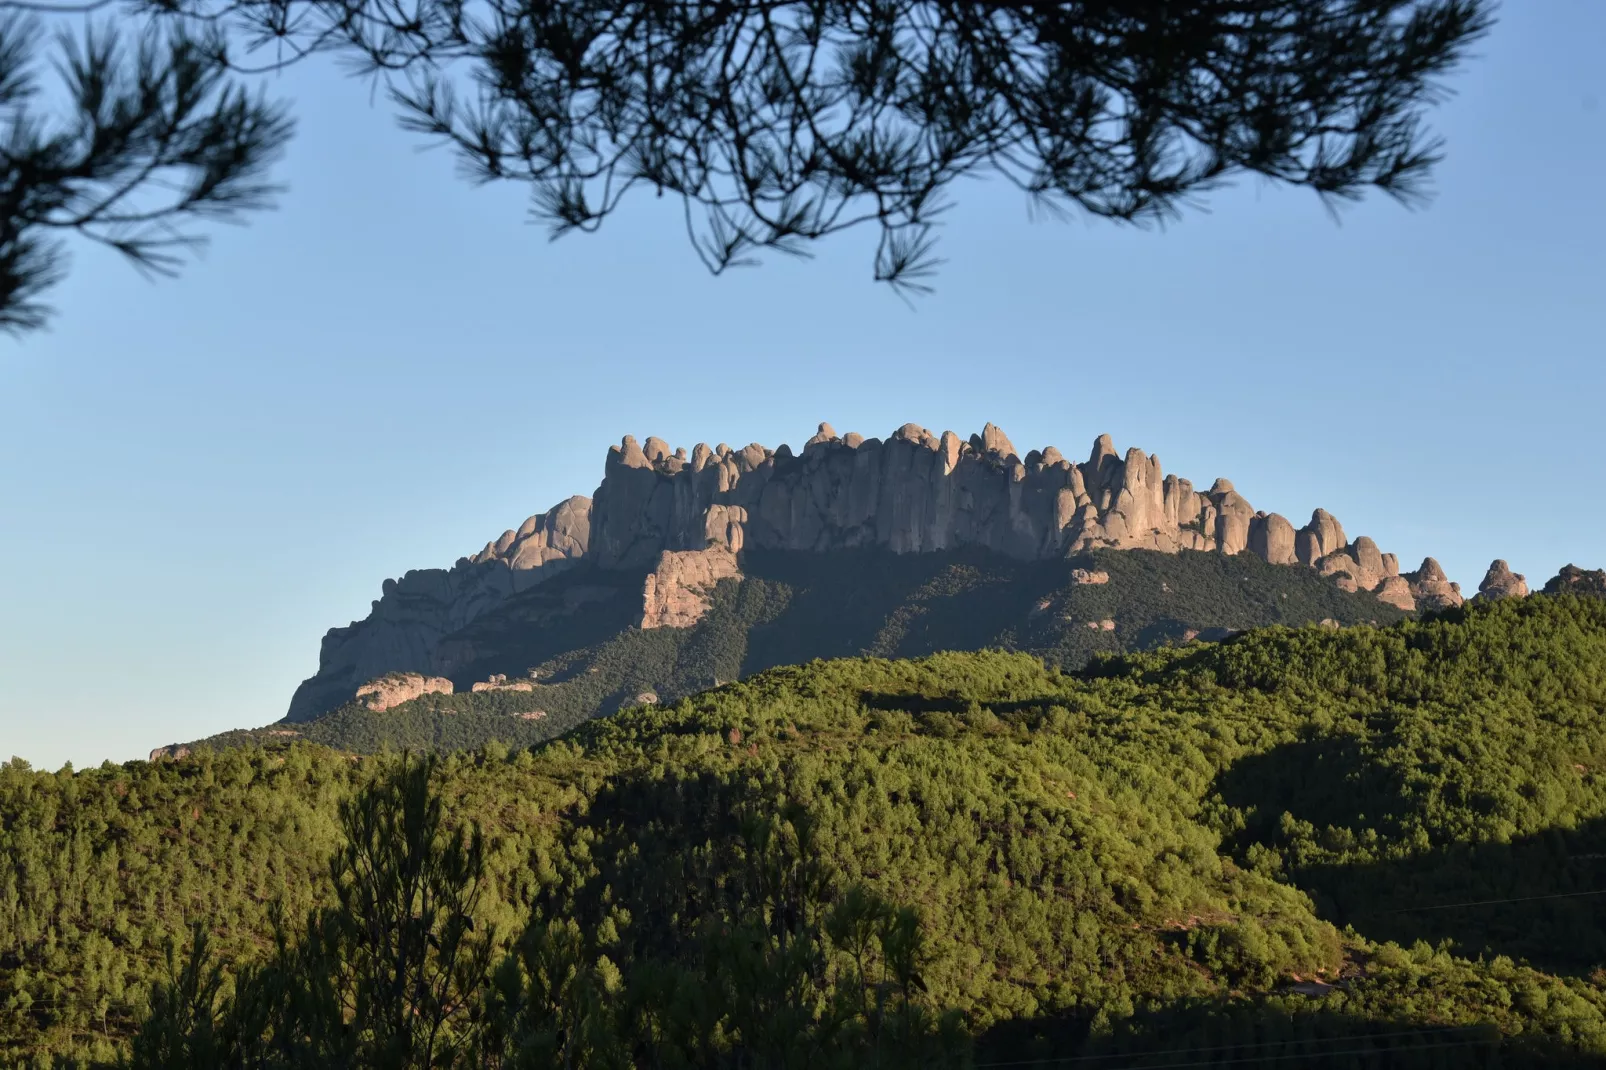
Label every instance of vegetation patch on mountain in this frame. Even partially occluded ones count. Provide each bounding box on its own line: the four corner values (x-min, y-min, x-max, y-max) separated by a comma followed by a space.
181, 547, 1407, 757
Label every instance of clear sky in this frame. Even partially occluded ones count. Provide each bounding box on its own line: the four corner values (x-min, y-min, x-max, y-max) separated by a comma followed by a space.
2, 2, 1602, 770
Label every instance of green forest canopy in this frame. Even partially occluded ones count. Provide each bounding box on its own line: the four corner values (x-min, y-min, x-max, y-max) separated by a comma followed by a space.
5, 594, 1606, 1066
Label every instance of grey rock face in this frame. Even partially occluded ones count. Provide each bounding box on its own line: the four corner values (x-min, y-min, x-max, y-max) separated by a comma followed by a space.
285, 496, 591, 721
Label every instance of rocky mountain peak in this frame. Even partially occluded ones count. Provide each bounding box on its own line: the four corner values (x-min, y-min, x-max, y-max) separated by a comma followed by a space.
287, 422, 1528, 722
1477, 559, 1530, 601
980, 422, 1018, 458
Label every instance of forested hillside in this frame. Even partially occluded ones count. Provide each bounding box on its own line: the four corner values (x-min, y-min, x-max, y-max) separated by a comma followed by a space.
7, 596, 1606, 1066
191, 547, 1407, 756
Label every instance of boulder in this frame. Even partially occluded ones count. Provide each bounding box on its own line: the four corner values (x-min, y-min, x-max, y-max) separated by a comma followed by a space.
980, 422, 1018, 459
804, 422, 838, 449
1296, 510, 1347, 566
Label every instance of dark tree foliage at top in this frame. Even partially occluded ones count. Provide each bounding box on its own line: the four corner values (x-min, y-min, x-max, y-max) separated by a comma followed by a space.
4, 0, 1491, 334
0, 11, 292, 335
363, 0, 1497, 294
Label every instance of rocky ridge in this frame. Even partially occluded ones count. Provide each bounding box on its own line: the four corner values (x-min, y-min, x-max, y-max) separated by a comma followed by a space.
588, 421, 1461, 614
285, 496, 589, 720
288, 423, 1493, 721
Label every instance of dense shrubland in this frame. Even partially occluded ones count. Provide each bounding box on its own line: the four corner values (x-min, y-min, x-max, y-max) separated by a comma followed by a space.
5, 595, 1606, 1066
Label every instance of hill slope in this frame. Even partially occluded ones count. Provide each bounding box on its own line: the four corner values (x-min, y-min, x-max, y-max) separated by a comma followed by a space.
184, 546, 1408, 755
11, 595, 1606, 1066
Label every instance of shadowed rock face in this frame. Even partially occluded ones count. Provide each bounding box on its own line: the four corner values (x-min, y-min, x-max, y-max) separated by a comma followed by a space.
286, 423, 1476, 721
1544, 564, 1606, 598
284, 496, 591, 721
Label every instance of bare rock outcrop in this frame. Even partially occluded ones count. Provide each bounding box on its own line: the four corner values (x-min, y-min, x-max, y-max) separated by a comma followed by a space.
1314, 536, 1393, 595
356, 672, 454, 711
640, 547, 742, 629
1477, 560, 1529, 601
470, 674, 534, 694
1373, 575, 1417, 612
1296, 510, 1347, 566
1249, 512, 1298, 566
1402, 557, 1464, 612
469, 495, 591, 570
1543, 564, 1606, 598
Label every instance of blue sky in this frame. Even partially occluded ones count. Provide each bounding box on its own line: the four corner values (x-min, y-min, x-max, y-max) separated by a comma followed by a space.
2, 2, 1602, 770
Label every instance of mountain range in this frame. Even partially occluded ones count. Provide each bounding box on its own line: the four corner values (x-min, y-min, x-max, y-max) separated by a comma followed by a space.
155, 422, 1578, 758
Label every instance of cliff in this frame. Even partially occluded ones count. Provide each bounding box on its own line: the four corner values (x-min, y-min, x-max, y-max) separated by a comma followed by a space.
286, 423, 1474, 721
285, 495, 590, 720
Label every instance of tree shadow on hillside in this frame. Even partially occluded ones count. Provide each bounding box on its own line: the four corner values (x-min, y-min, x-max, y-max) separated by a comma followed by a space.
553, 767, 1605, 1067
737, 548, 1046, 674
975, 1003, 1593, 1068
1298, 822, 1606, 977
1214, 735, 1411, 849
1214, 737, 1606, 977
857, 690, 1062, 721
446, 566, 651, 684
535, 765, 760, 958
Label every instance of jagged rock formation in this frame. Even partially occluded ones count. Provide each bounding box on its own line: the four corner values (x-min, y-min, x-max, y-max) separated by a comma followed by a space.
468, 495, 592, 570
1477, 559, 1530, 601
591, 422, 1464, 615
286, 422, 1482, 722
593, 422, 1290, 566
355, 672, 453, 711
1543, 565, 1606, 597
